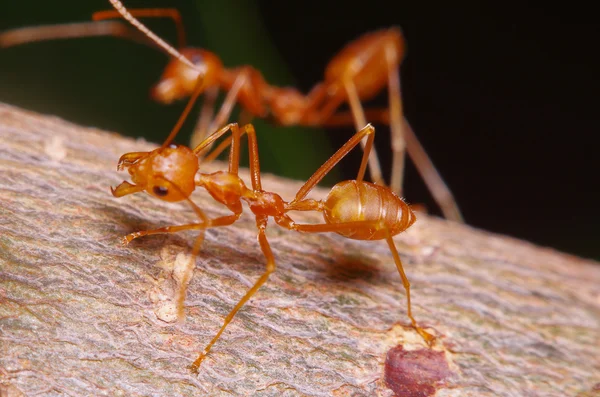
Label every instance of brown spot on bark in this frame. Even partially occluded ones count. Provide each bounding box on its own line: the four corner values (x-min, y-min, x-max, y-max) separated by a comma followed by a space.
384, 345, 453, 397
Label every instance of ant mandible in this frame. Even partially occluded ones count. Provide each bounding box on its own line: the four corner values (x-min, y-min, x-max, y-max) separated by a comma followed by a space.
112, 59, 435, 374
0, 1, 463, 223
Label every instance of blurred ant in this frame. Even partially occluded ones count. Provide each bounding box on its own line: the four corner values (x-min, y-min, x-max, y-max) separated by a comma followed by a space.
112, 84, 435, 371
0, 0, 464, 223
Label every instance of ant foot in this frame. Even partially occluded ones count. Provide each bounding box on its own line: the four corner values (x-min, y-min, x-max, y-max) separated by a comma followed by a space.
121, 233, 139, 245
190, 351, 208, 374
416, 326, 436, 347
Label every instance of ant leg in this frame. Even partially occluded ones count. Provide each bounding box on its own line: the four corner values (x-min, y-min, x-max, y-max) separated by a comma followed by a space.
122, 210, 240, 318
382, 229, 435, 345
316, 109, 464, 223
403, 120, 464, 223
191, 215, 275, 373
242, 124, 264, 190
342, 80, 385, 186
190, 71, 249, 149
276, 217, 435, 346
299, 81, 384, 186
290, 124, 375, 205
161, 74, 206, 148
199, 109, 254, 165
0, 21, 153, 49
385, 45, 407, 195
92, 7, 186, 48
191, 86, 219, 159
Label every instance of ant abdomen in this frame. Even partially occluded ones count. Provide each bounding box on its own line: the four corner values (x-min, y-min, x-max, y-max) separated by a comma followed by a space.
323, 180, 415, 240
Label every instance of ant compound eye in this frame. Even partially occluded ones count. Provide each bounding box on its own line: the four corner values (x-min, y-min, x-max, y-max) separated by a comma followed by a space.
153, 186, 169, 197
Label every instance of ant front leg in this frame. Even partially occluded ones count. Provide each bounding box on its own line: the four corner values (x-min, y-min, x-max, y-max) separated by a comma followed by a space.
192, 86, 219, 159
121, 214, 241, 245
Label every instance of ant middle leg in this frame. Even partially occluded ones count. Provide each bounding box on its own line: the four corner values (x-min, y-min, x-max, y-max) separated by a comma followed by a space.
191, 215, 276, 372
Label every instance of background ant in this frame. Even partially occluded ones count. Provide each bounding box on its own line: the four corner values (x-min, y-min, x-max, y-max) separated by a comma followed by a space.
0, 1, 464, 224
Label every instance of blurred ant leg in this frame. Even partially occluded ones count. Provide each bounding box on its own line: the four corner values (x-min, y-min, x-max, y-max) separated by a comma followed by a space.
122, 186, 241, 320
342, 79, 381, 185
161, 75, 206, 148
385, 44, 407, 195
300, 82, 384, 186
0, 21, 152, 49
105, 0, 197, 70
290, 124, 375, 205
192, 86, 219, 159
190, 71, 249, 148
92, 7, 186, 48
191, 214, 275, 373
403, 120, 464, 222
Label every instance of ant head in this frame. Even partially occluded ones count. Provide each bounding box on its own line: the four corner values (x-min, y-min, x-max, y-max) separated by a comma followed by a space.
151, 48, 223, 104
112, 144, 199, 202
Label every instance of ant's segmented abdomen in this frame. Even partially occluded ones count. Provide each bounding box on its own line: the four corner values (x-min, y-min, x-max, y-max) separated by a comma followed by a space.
323, 180, 415, 241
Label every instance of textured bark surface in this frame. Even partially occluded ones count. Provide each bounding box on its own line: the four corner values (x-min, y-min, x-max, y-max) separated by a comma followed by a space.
0, 103, 599, 397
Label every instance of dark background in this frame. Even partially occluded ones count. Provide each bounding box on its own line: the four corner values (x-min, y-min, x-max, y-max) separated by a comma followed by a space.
1, 1, 598, 260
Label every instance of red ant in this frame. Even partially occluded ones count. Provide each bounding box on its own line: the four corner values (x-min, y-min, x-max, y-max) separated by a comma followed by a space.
112, 81, 435, 371
0, 1, 464, 223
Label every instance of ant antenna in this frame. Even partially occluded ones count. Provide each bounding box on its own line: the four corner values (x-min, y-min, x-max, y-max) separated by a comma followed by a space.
107, 0, 202, 73
93, 8, 187, 48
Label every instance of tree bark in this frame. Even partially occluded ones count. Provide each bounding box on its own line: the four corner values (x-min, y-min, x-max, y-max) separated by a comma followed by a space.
0, 103, 599, 397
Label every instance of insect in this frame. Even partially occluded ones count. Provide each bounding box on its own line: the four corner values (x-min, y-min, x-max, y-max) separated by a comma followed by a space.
0, 1, 464, 223
113, 95, 435, 373
106, 2, 435, 373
